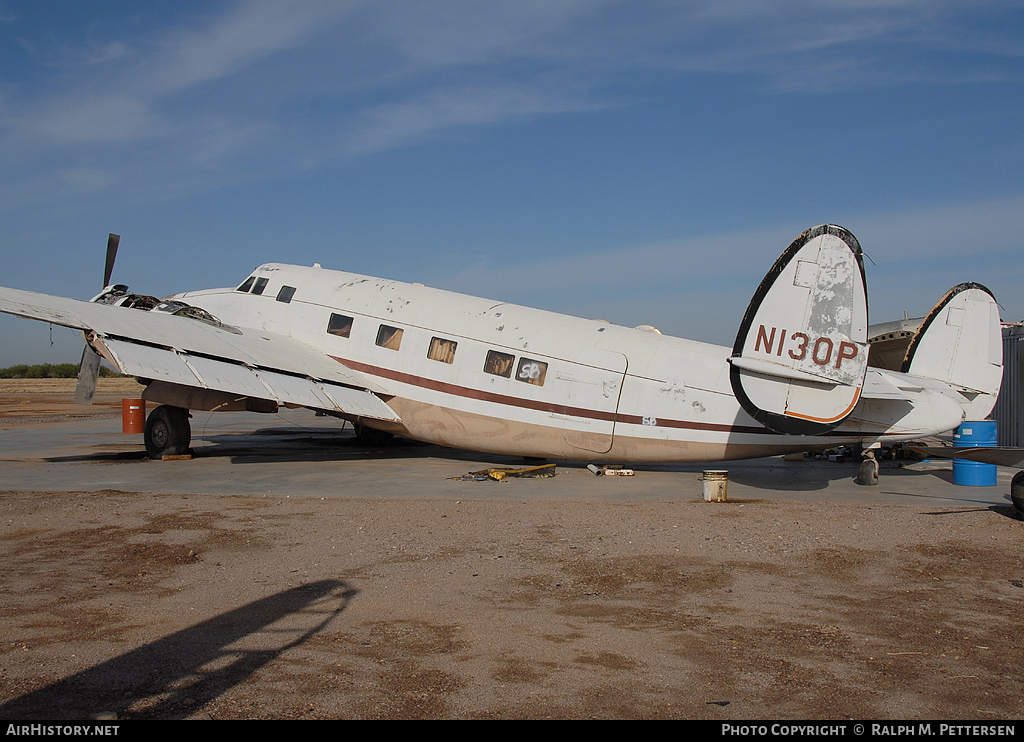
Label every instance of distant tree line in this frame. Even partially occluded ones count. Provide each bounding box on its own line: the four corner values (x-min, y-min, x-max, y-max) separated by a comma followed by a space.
0, 363, 124, 379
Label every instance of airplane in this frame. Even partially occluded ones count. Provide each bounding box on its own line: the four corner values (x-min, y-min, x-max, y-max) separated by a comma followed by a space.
0, 224, 1004, 468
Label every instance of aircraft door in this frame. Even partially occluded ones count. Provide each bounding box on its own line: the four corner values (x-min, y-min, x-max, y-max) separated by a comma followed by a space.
555, 347, 627, 456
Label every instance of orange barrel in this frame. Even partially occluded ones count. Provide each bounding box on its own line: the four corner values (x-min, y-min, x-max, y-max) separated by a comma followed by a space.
122, 399, 146, 434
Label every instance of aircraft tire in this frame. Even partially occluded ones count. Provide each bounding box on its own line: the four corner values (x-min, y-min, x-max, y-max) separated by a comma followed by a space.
145, 405, 191, 459
1011, 471, 1024, 518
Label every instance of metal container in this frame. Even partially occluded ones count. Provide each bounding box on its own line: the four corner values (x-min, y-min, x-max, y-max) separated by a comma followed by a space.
702, 470, 728, 502
122, 399, 145, 434
953, 421, 997, 486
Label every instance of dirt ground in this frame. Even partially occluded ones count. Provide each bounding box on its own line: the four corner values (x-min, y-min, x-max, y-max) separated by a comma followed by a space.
0, 377, 146, 425
0, 380, 1021, 720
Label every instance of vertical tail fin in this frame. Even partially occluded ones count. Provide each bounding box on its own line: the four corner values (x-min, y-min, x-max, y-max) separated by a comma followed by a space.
729, 225, 869, 435
901, 283, 1002, 420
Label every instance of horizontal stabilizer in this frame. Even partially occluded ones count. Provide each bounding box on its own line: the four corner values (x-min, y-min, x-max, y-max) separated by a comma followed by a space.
728, 356, 840, 386
859, 370, 922, 400
730, 225, 868, 435
910, 446, 1024, 469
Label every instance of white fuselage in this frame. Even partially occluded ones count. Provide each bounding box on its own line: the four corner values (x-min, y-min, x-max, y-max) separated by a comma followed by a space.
174, 263, 968, 462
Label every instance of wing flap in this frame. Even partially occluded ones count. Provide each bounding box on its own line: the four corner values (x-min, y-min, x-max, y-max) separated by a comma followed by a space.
315, 382, 401, 421
182, 353, 274, 399
253, 369, 340, 410
252, 369, 400, 421
100, 338, 202, 387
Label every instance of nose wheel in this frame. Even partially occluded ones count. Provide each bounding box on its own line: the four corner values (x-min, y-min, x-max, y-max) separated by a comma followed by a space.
144, 405, 191, 459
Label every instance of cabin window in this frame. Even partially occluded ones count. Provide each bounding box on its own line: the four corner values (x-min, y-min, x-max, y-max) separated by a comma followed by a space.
276, 285, 296, 303
237, 276, 255, 292
251, 277, 269, 296
327, 313, 353, 338
427, 337, 457, 364
376, 324, 404, 351
483, 350, 514, 378
516, 357, 548, 386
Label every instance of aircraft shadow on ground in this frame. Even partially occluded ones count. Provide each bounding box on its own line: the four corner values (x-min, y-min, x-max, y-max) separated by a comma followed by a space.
43, 430, 461, 466
919, 504, 1021, 521
42, 427, 974, 493
710, 462, 946, 493
195, 429, 563, 468
195, 430, 978, 494
40, 425, 1002, 498
0, 579, 354, 720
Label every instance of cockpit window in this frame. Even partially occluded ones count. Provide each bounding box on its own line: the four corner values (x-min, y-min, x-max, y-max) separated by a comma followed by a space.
152, 300, 189, 315
251, 277, 269, 296
237, 276, 256, 292
276, 285, 296, 303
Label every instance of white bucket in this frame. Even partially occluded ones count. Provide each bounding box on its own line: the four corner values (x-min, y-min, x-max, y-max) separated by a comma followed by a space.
702, 470, 728, 502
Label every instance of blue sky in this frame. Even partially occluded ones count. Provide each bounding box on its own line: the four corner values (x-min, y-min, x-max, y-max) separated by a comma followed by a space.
1, 1, 1022, 367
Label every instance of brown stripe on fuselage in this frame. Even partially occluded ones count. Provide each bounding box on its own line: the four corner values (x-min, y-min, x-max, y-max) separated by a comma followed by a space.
328, 354, 772, 437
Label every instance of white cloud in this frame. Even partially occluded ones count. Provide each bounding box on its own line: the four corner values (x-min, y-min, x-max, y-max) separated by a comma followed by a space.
55, 167, 120, 192
142, 0, 356, 95
30, 95, 162, 144
337, 81, 605, 157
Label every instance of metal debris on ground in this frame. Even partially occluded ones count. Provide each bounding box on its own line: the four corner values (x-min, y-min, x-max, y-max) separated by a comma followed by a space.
586, 464, 635, 476
454, 463, 557, 481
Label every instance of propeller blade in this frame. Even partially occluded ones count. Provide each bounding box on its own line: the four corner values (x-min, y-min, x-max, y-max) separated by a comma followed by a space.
74, 343, 102, 405
103, 233, 120, 288
76, 232, 120, 405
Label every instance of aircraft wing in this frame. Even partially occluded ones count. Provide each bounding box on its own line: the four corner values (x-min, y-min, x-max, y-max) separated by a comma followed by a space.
0, 287, 400, 422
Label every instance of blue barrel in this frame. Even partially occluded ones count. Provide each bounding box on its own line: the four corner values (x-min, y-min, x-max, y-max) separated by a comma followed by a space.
952, 421, 997, 486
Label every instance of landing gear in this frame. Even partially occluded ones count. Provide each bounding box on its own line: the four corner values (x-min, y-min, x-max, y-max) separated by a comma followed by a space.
352, 423, 394, 446
144, 405, 191, 459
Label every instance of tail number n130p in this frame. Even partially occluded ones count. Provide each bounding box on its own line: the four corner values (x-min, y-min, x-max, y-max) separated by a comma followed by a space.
754, 325, 858, 369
